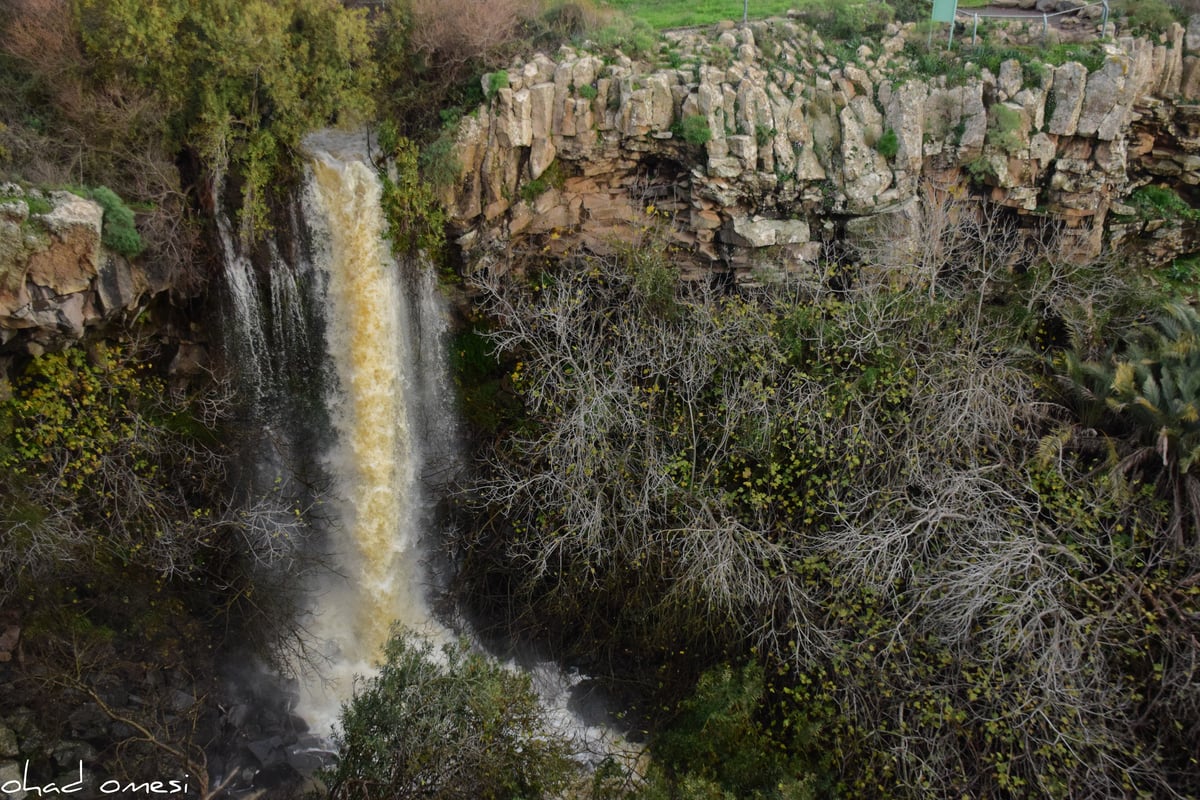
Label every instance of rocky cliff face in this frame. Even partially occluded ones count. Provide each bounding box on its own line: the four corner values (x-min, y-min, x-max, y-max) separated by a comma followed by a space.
0, 185, 143, 355
443, 16, 1200, 280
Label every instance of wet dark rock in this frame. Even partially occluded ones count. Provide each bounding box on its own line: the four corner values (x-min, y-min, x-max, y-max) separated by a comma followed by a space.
107, 722, 136, 740
284, 735, 334, 772
67, 705, 108, 741
224, 703, 253, 730
168, 689, 196, 713
284, 713, 309, 735
246, 735, 285, 767
0, 724, 18, 758
52, 740, 98, 768
252, 761, 301, 790
96, 686, 128, 709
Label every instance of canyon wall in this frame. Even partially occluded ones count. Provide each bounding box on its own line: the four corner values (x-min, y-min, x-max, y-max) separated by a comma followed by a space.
443, 16, 1200, 279
8, 16, 1200, 350
0, 185, 144, 354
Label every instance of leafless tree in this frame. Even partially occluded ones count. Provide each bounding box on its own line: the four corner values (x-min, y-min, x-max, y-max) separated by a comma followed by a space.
407, 0, 531, 71
461, 191, 1199, 797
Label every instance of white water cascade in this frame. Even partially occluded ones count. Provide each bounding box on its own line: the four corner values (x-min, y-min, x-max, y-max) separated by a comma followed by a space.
215, 130, 629, 768
297, 131, 458, 730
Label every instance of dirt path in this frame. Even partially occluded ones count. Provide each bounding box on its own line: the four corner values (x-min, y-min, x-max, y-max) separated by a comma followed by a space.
953, 3, 1111, 40
956, 3, 1106, 26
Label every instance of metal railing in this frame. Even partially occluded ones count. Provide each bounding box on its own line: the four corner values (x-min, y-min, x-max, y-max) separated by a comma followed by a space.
953, 0, 1111, 45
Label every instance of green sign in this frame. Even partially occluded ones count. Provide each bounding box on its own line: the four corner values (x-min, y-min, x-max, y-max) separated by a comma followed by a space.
931, 0, 957, 22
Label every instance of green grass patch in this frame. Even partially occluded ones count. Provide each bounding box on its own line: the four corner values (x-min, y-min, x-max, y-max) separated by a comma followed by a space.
0, 190, 53, 217
602, 0, 796, 29
1114, 0, 1180, 35
1160, 254, 1200, 297
986, 104, 1025, 153
591, 14, 660, 56
519, 160, 567, 202
898, 38, 1101, 92
601, 0, 989, 31
1042, 42, 1106, 73
672, 114, 713, 146
484, 70, 510, 99
876, 127, 899, 159
1131, 184, 1200, 224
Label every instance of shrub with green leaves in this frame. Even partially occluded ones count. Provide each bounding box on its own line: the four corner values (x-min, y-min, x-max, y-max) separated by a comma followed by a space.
1130, 184, 1200, 223
0, 341, 315, 795
592, 15, 659, 57
1042, 42, 1106, 72
74, 0, 376, 235
644, 663, 823, 800
460, 192, 1200, 798
88, 185, 143, 258
965, 154, 996, 183
379, 137, 447, 259
795, 0, 894, 40
326, 627, 577, 800
0, 342, 305, 616
876, 127, 899, 159
1164, 254, 1200, 292
673, 114, 712, 146
418, 127, 462, 193
485, 69, 510, 99
1056, 302, 1200, 546
986, 104, 1025, 153
519, 160, 566, 203
1115, 0, 1179, 34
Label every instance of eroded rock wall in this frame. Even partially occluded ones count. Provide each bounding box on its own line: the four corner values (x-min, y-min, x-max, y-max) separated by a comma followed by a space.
0, 185, 143, 354
444, 17, 1200, 279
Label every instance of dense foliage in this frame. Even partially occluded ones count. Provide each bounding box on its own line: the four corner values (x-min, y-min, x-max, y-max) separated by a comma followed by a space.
0, 345, 309, 790
74, 0, 376, 233
642, 662, 823, 800
377, 125, 448, 259
2, 0, 375, 243
88, 185, 144, 258
458, 195, 1200, 799
0, 344, 307, 626
326, 628, 577, 800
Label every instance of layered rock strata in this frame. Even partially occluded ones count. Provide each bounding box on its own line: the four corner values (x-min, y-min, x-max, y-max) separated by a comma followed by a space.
443, 17, 1200, 279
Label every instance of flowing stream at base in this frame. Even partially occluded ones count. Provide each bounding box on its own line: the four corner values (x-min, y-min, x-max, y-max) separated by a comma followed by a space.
217, 130, 625, 763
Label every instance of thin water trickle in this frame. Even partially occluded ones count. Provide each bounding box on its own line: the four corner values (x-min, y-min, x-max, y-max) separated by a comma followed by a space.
215, 212, 269, 396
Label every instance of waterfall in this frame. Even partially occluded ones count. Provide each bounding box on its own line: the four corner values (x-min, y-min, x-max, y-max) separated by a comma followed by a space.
215, 130, 629, 767
215, 211, 271, 398
297, 132, 456, 730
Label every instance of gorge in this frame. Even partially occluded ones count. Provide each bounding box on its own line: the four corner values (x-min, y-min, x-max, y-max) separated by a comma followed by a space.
3, 2, 1200, 798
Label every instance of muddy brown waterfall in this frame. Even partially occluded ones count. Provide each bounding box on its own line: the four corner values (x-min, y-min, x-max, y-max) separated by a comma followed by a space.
297, 132, 458, 731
